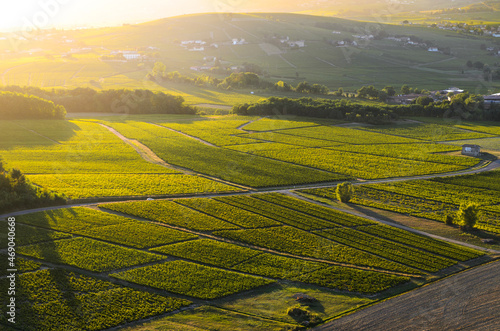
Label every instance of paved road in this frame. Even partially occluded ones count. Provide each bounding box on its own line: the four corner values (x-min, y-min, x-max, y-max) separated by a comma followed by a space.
314, 260, 500, 331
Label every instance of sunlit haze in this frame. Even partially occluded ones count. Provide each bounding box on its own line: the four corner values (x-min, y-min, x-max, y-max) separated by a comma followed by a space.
0, 0, 243, 31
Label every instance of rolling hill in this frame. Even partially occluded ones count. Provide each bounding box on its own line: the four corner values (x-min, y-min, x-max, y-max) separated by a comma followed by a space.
1, 11, 499, 104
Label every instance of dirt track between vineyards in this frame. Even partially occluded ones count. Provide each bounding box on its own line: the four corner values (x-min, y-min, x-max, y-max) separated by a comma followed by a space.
314, 260, 500, 331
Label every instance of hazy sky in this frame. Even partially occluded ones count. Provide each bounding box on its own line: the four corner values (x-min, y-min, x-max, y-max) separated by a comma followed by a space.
0, 0, 256, 31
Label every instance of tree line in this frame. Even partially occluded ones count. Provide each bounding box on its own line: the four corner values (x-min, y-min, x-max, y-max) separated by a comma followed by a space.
0, 91, 66, 120
233, 97, 397, 124
233, 93, 500, 123
0, 159, 66, 213
0, 86, 195, 115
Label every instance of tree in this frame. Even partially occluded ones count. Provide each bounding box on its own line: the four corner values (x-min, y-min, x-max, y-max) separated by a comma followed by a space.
336, 182, 354, 203
382, 86, 396, 97
151, 62, 167, 79
401, 85, 410, 95
457, 202, 480, 231
415, 96, 434, 106
466, 60, 473, 68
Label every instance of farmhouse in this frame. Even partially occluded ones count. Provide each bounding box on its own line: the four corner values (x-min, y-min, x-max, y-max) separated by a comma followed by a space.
462, 144, 481, 156
428, 47, 439, 52
484, 93, 500, 109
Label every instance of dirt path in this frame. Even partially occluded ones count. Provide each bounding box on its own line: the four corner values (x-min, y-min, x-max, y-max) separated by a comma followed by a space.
314, 260, 500, 331
237, 117, 266, 131
148, 122, 217, 147
99, 123, 181, 171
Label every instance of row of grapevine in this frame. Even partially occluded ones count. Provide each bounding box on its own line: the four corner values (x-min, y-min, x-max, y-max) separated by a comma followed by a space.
18, 237, 165, 272
175, 197, 280, 228
27, 173, 239, 199
1, 120, 177, 175
111, 260, 274, 299
252, 193, 374, 227
359, 225, 482, 261
316, 229, 455, 272
245, 146, 469, 180
0, 223, 71, 249
328, 143, 477, 167
151, 239, 261, 268
361, 123, 494, 141
0, 269, 191, 331
278, 125, 421, 144
213, 226, 420, 274
216, 195, 337, 230
294, 266, 410, 294
102, 200, 239, 231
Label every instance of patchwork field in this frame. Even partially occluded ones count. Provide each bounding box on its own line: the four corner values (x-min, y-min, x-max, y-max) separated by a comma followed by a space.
1, 116, 497, 202
2, 191, 486, 330
1, 115, 498, 330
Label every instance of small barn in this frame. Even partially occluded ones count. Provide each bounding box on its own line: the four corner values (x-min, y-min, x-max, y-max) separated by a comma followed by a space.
462, 144, 481, 156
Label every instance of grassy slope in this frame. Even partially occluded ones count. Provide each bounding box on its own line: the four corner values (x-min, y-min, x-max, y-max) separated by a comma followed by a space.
1, 11, 499, 102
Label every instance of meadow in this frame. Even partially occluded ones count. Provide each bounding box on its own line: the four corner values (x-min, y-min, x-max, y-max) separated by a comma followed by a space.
2, 11, 499, 103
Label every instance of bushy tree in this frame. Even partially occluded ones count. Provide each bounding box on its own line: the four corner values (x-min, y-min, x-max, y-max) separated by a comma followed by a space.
0, 159, 66, 213
457, 202, 480, 231
336, 182, 354, 203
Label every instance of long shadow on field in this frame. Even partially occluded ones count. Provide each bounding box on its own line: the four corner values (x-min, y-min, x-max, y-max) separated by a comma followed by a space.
2, 120, 80, 150
12, 209, 85, 329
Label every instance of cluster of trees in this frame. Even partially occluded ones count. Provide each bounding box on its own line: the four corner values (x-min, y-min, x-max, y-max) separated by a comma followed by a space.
355, 85, 430, 101
392, 92, 500, 121
0, 91, 66, 120
233, 97, 398, 124
234, 92, 500, 123
0, 160, 66, 213
466, 60, 500, 81
274, 81, 329, 95
148, 62, 329, 95
0, 86, 194, 115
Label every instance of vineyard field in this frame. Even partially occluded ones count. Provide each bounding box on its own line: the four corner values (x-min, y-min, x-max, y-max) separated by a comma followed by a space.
0, 269, 191, 331
302, 170, 500, 233
111, 260, 274, 299
18, 237, 165, 272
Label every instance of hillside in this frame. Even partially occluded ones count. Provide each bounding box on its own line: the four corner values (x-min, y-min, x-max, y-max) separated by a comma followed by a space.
1, 12, 499, 102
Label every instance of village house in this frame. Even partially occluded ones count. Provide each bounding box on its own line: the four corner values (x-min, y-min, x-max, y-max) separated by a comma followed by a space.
484, 93, 500, 109
428, 47, 439, 52
462, 144, 481, 157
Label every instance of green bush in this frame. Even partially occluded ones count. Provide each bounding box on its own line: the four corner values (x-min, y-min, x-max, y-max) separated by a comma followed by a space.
336, 182, 354, 203
457, 202, 480, 230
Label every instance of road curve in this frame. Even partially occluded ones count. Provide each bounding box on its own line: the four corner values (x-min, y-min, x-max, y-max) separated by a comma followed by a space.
314, 260, 500, 331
